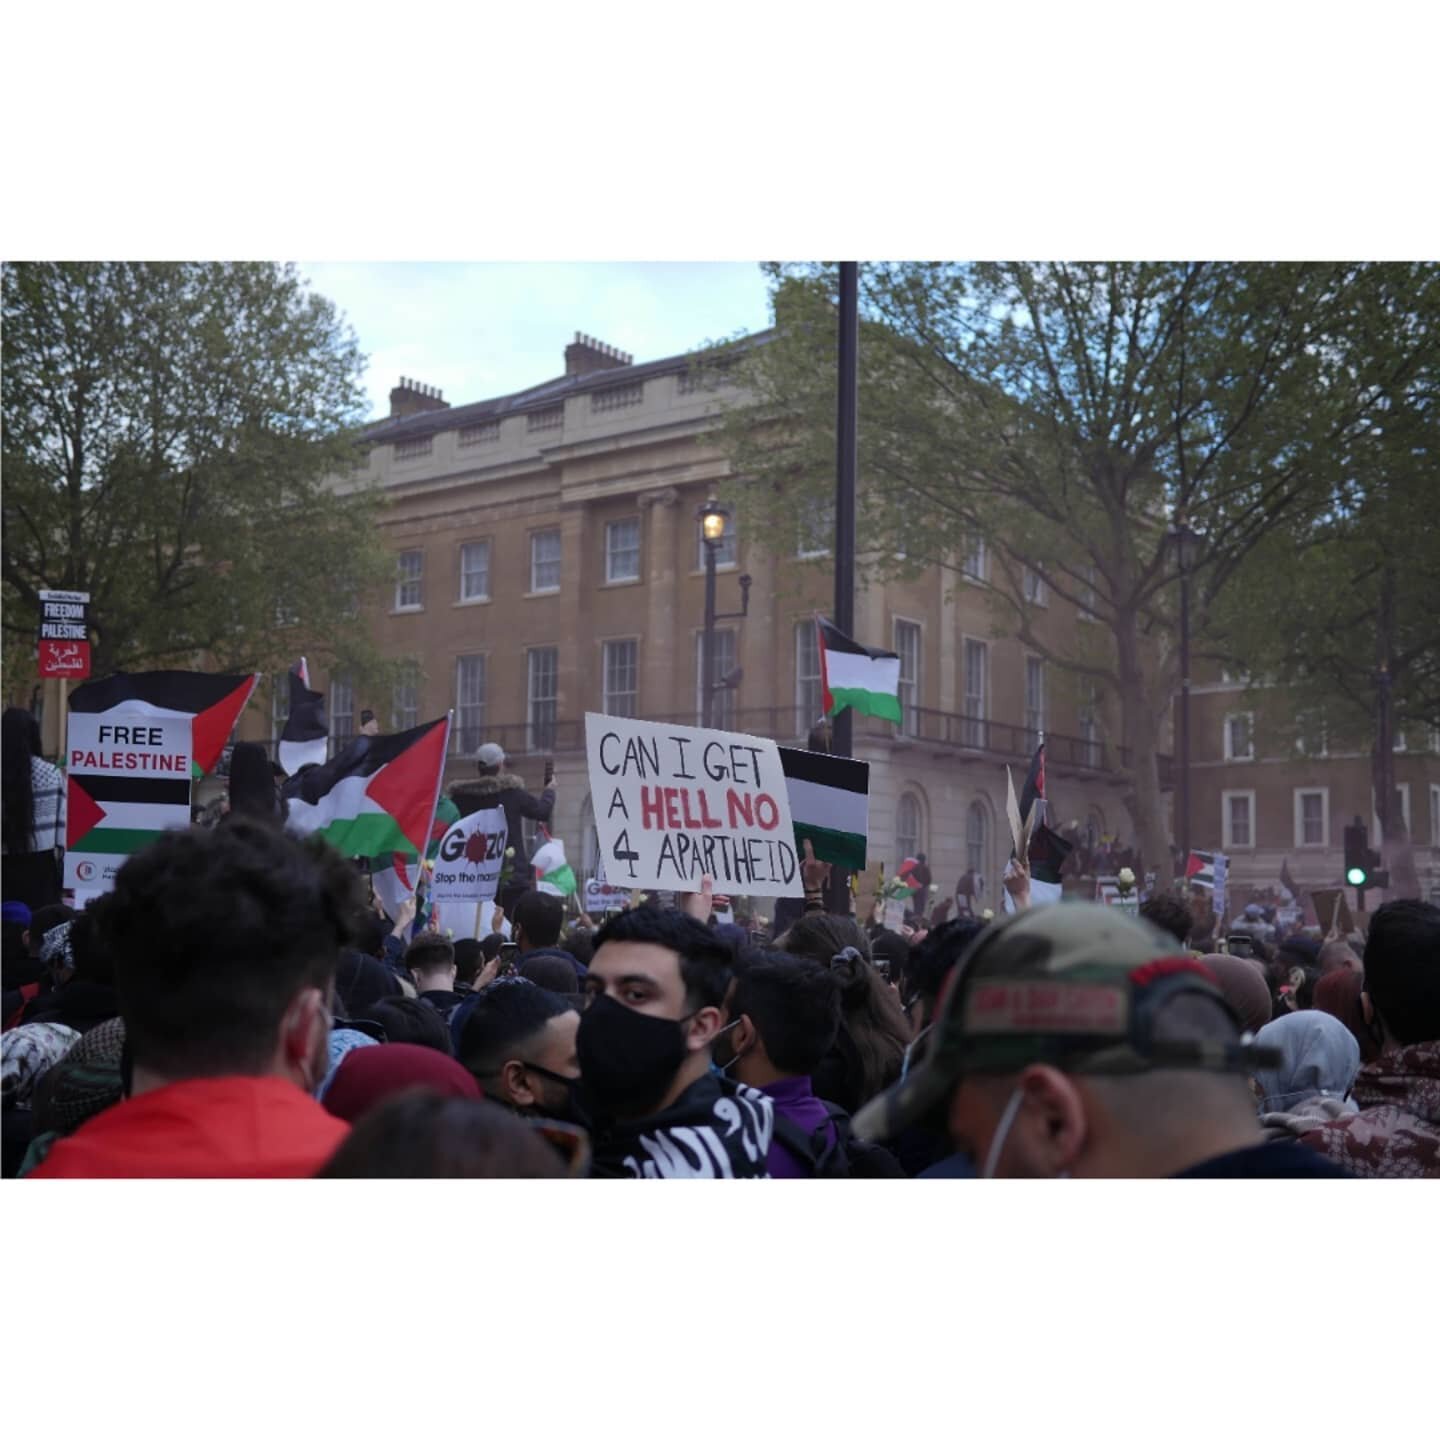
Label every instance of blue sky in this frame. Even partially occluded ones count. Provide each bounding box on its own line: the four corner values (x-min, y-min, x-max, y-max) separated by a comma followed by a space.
298, 262, 775, 420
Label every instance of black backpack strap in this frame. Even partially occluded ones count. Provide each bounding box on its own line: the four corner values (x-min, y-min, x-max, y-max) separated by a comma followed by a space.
769, 1110, 847, 1178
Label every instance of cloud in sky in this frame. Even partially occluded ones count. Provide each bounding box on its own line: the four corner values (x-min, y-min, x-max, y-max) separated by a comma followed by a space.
298, 262, 774, 419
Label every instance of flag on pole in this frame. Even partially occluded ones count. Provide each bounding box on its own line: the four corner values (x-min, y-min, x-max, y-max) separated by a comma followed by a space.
287, 715, 450, 861
1279, 857, 1297, 901
279, 657, 328, 777
816, 617, 902, 724
532, 836, 578, 897
778, 745, 869, 870
1019, 742, 1045, 829
369, 794, 460, 925
1026, 821, 1073, 906
67, 670, 260, 778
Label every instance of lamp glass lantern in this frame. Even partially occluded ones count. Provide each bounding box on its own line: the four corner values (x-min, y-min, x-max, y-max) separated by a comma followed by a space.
700, 499, 729, 546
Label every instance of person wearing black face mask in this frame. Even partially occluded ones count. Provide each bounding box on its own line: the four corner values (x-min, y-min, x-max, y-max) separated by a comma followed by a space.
455, 979, 586, 1126
579, 906, 774, 1178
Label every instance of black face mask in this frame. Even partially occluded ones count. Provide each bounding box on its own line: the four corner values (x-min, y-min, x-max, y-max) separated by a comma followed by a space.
577, 994, 695, 1118
522, 1062, 592, 1130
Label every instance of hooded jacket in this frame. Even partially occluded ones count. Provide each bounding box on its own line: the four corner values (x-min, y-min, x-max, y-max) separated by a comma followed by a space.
589, 1072, 774, 1179
448, 774, 555, 872
1296, 1041, 1440, 1178
1254, 1011, 1361, 1114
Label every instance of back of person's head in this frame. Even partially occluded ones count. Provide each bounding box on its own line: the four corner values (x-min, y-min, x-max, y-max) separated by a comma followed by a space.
1140, 895, 1193, 948
906, 918, 986, 1011
1277, 935, 1321, 970
730, 951, 841, 1077
357, 912, 389, 960
225, 741, 284, 823
513, 891, 564, 949
1199, 954, 1273, 1036
1253, 1009, 1361, 1114
563, 928, 594, 971
334, 949, 402, 1019
28, 904, 75, 958
405, 933, 456, 984
1362, 899, 1440, 1045
1317, 940, 1362, 978
318, 1093, 568, 1178
518, 952, 579, 995
105, 819, 364, 1081
68, 897, 118, 986
868, 930, 910, 988
453, 938, 485, 987
479, 933, 506, 963
457, 981, 572, 1082
1313, 967, 1381, 1063
593, 905, 733, 1011
321, 1042, 479, 1124
777, 912, 871, 967
826, 944, 912, 1102
360, 995, 454, 1054
1, 706, 44, 854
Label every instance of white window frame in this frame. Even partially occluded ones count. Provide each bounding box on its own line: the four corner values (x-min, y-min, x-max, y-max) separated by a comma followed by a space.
391, 667, 420, 733
459, 540, 491, 604
1222, 789, 1256, 850
1392, 727, 1408, 754
697, 514, 738, 570
1078, 686, 1102, 768
1293, 787, 1329, 850
602, 637, 639, 718
1224, 711, 1255, 762
455, 654, 486, 756
604, 517, 642, 584
1024, 654, 1045, 746
330, 673, 355, 752
1077, 563, 1098, 623
696, 628, 737, 728
395, 549, 424, 612
795, 621, 823, 735
893, 617, 922, 738
895, 791, 924, 864
529, 528, 562, 595
1022, 566, 1047, 606
527, 647, 559, 751
796, 497, 834, 560
966, 800, 989, 891
1372, 783, 1412, 844
961, 636, 988, 748
1431, 784, 1440, 848
962, 535, 988, 584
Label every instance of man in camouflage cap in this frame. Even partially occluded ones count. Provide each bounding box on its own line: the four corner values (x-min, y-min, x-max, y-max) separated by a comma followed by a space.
853, 903, 1349, 1178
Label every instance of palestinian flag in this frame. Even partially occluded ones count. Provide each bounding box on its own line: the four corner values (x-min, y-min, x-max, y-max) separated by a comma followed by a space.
778, 746, 869, 870
533, 835, 577, 898
287, 715, 451, 861
1185, 851, 1216, 889
1019, 742, 1045, 828
1026, 820, 1073, 906
279, 657, 329, 778
816, 617, 902, 724
369, 795, 461, 926
67, 670, 259, 779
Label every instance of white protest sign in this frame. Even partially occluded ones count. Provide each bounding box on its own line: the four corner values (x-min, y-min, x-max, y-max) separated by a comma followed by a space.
585, 713, 802, 898
584, 877, 631, 913
1211, 851, 1229, 923
64, 710, 192, 895
428, 807, 509, 905
882, 899, 907, 931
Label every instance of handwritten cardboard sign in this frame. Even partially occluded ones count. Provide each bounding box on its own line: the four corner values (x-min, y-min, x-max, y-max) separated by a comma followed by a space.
584, 713, 802, 898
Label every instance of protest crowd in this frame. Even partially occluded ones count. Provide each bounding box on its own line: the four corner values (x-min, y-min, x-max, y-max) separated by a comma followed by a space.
4, 688, 1437, 1183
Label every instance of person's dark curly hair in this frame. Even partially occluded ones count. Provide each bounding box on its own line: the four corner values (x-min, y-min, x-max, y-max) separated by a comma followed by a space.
593, 906, 733, 1010
1139, 894, 1193, 948
105, 818, 366, 1079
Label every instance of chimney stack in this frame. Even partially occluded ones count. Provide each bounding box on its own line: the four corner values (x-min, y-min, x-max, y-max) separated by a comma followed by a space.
564, 332, 634, 378
389, 377, 451, 420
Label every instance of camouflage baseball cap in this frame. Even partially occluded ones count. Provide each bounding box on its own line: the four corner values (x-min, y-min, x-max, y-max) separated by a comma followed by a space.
852, 902, 1280, 1145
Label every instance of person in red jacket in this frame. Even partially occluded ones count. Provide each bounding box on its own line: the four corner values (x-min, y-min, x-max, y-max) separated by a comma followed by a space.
31, 819, 364, 1179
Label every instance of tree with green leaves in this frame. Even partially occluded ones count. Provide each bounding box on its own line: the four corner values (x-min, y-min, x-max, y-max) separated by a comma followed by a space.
710, 262, 1440, 883
2, 262, 392, 690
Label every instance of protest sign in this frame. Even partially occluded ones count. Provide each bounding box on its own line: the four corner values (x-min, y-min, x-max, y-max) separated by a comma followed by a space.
428, 806, 508, 906
584, 877, 631, 914
584, 713, 802, 898
1312, 887, 1355, 938
882, 899, 907, 931
38, 589, 91, 680
64, 711, 192, 894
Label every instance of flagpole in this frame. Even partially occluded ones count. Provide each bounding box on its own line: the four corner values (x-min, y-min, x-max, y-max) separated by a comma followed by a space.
828, 261, 858, 915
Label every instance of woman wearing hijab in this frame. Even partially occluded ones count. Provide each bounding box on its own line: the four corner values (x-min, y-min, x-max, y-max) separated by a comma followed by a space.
1200, 954, 1274, 1037
1253, 1009, 1362, 1143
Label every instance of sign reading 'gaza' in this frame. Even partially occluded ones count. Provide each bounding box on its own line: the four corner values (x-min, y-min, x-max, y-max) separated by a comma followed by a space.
585, 713, 802, 898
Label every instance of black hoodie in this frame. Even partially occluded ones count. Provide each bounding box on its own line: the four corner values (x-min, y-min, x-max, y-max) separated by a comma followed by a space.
448, 774, 555, 870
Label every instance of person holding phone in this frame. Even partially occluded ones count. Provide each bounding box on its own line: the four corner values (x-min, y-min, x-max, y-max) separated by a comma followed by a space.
448, 744, 556, 912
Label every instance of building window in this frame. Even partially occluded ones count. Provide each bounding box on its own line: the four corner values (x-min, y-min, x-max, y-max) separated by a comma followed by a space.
330, 672, 355, 753
795, 621, 823, 735
962, 535, 987, 583
605, 518, 642, 584
459, 541, 491, 602
966, 801, 989, 893
1393, 728, 1408, 754
1430, 724, 1440, 755
1372, 783, 1412, 843
1077, 563, 1098, 622
271, 675, 290, 742
961, 638, 988, 748
894, 619, 921, 737
696, 629, 737, 729
697, 512, 738, 569
896, 791, 923, 864
391, 666, 419, 733
1431, 785, 1440, 848
1022, 566, 1047, 605
527, 405, 564, 433
1024, 656, 1045, 747
1223, 790, 1255, 849
393, 436, 433, 461
677, 361, 732, 395
395, 549, 424, 611
603, 639, 639, 719
796, 496, 834, 559
1077, 683, 1102, 768
1224, 712, 1254, 762
1294, 788, 1328, 848
527, 647, 559, 751
458, 420, 501, 447
455, 655, 486, 755
591, 382, 644, 412
530, 529, 562, 594
1295, 709, 1328, 757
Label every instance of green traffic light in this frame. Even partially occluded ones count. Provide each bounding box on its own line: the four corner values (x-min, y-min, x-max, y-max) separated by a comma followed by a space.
1346, 866, 1367, 886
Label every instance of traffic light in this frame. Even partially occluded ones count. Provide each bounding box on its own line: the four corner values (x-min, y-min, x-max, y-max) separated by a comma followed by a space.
1344, 820, 1369, 887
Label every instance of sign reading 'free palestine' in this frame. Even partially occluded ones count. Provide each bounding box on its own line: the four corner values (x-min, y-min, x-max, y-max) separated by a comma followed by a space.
584, 713, 802, 898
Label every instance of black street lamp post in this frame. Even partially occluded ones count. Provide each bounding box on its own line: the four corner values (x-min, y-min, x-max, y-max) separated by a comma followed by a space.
698, 498, 751, 727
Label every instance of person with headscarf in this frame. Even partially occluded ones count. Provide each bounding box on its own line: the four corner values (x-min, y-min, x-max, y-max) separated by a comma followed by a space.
1253, 1010, 1362, 1144
2, 1021, 81, 1176
321, 1042, 480, 1126
17, 1016, 129, 1176
1200, 954, 1273, 1038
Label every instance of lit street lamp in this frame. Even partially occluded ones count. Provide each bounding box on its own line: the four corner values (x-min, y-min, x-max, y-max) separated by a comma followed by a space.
1167, 516, 1199, 868
698, 498, 751, 727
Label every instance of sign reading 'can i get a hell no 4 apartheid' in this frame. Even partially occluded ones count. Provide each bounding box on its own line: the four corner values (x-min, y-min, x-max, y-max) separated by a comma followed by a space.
585, 713, 803, 898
